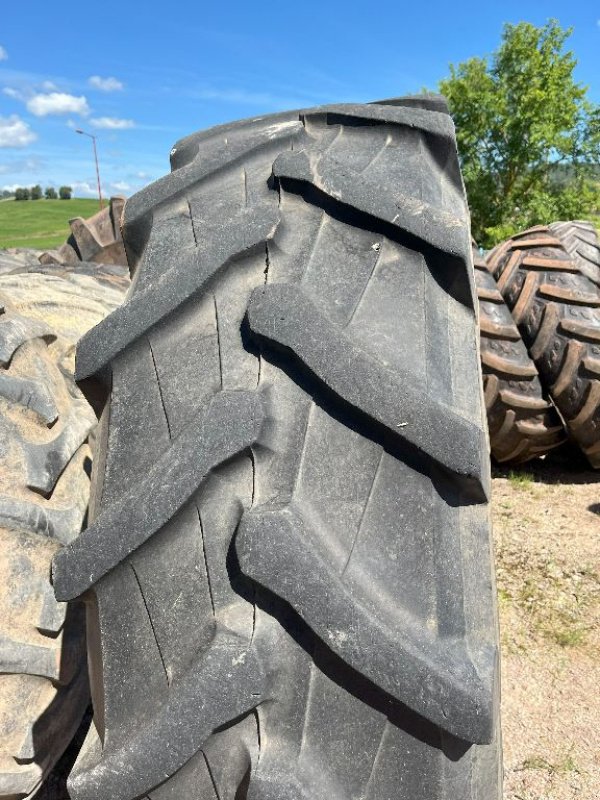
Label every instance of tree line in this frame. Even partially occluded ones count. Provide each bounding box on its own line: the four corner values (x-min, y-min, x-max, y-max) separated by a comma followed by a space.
12, 186, 73, 201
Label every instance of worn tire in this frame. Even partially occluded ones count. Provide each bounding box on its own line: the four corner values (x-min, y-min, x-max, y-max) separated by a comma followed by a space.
474, 247, 565, 462
39, 197, 127, 267
487, 226, 600, 467
54, 98, 501, 800
0, 268, 129, 353
0, 295, 95, 799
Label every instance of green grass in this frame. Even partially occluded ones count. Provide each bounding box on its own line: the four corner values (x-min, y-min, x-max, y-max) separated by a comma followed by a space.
519, 753, 581, 775
0, 198, 100, 249
507, 469, 534, 489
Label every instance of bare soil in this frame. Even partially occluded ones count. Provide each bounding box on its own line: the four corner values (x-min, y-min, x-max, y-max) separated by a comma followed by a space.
493, 449, 600, 799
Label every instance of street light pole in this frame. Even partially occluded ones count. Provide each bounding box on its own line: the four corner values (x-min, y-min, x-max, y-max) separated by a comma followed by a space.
75, 128, 103, 210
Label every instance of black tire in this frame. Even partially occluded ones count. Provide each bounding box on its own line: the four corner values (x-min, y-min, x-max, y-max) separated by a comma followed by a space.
54, 98, 501, 800
0, 294, 94, 799
487, 226, 600, 467
473, 247, 565, 462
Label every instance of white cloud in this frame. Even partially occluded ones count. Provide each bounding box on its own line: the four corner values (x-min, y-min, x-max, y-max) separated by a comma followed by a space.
0, 115, 37, 147
71, 180, 97, 197
3, 87, 22, 100
88, 75, 124, 92
109, 180, 131, 192
41, 80, 58, 91
0, 46, 7, 61
90, 116, 135, 130
27, 92, 90, 117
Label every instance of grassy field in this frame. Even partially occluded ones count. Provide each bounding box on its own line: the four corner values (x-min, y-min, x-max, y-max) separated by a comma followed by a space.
0, 198, 101, 249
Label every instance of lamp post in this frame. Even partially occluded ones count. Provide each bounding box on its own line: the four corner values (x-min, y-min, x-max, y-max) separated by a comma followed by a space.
75, 128, 103, 210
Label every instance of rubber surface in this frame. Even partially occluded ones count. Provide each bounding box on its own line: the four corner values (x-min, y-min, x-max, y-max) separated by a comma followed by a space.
550, 220, 600, 287
55, 98, 501, 800
473, 247, 565, 463
39, 197, 127, 267
487, 225, 600, 467
0, 294, 93, 799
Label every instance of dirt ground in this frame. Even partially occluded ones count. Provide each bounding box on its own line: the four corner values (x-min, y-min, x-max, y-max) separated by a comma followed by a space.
492, 449, 599, 800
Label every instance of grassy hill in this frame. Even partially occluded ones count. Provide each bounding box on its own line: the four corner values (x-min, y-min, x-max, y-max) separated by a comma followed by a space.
0, 198, 101, 250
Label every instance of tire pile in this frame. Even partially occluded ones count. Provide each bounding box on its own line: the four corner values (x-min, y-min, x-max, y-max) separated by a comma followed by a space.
0, 95, 598, 800
0, 218, 129, 799
476, 221, 600, 467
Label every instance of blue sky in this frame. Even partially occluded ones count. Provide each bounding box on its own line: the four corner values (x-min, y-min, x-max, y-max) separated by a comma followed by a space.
1, 1, 598, 198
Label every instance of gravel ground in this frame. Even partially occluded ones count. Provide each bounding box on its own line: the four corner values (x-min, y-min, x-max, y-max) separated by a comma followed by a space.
493, 451, 600, 800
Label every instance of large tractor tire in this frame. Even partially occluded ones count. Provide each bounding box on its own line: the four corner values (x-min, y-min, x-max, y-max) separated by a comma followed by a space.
474, 248, 565, 463
0, 294, 95, 799
0, 269, 129, 798
39, 197, 127, 267
488, 226, 600, 467
0, 267, 128, 360
53, 98, 501, 800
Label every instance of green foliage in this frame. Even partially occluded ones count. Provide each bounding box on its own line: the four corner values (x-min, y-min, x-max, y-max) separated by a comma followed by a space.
45, 186, 58, 200
439, 20, 600, 246
30, 184, 42, 200
58, 185, 72, 200
14, 187, 30, 201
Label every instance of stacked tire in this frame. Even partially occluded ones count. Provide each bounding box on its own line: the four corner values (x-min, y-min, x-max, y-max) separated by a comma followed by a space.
478, 222, 600, 467
39, 196, 127, 267
0, 264, 129, 798
474, 246, 565, 463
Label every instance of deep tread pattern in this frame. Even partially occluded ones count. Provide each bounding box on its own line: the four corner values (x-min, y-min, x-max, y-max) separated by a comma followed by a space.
271, 149, 470, 300
0, 269, 128, 353
247, 282, 487, 493
0, 297, 93, 799
0, 265, 128, 798
487, 226, 600, 467
76, 204, 280, 381
54, 390, 271, 600
473, 248, 565, 462
39, 196, 127, 267
62, 100, 501, 800
237, 503, 492, 742
550, 220, 600, 286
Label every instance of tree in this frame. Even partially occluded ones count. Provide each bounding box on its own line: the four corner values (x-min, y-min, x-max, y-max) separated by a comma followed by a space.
59, 185, 72, 200
30, 184, 42, 200
438, 20, 600, 246
15, 187, 30, 201
45, 186, 58, 200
